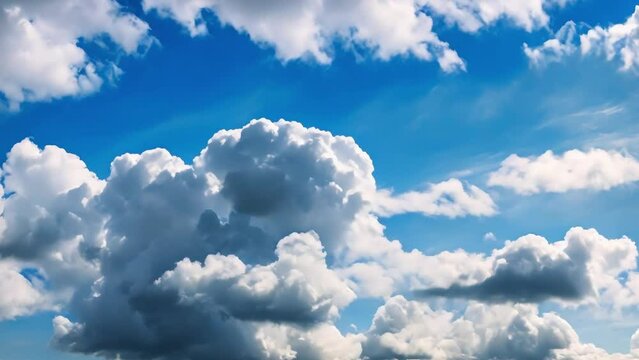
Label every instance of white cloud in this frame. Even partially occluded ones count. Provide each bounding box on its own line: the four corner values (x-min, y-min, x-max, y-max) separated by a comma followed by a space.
142, 0, 467, 71
488, 148, 639, 194
424, 0, 569, 33
0, 0, 152, 110
362, 295, 638, 360
524, 20, 578, 67
373, 178, 497, 218
483, 232, 497, 241
525, 5, 639, 71
143, 0, 573, 72
143, 0, 464, 71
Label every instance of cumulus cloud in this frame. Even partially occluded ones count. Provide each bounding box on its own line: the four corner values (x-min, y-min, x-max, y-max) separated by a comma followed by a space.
362, 295, 637, 360
488, 148, 639, 194
0, 0, 152, 110
525, 5, 639, 71
143, 0, 465, 71
0, 118, 498, 359
418, 227, 638, 305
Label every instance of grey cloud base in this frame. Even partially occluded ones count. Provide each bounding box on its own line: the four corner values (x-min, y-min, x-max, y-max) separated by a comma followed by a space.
1, 118, 638, 359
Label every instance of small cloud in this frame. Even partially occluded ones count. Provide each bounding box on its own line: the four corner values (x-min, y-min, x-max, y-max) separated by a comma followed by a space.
483, 232, 497, 242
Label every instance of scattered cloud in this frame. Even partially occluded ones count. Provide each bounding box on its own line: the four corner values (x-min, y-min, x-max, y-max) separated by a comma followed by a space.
142, 0, 573, 72
488, 148, 639, 194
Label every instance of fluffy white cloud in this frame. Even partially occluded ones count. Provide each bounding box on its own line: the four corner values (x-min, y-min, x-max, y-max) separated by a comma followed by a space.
525, 5, 639, 71
142, 0, 466, 71
143, 0, 574, 71
488, 148, 639, 194
0, 0, 152, 110
362, 295, 637, 360
143, 0, 464, 71
373, 178, 497, 218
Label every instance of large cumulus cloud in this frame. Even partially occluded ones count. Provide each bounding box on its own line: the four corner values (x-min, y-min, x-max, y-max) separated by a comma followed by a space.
0, 118, 497, 359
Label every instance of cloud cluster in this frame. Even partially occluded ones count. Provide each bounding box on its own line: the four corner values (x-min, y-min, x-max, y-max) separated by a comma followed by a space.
525, 5, 639, 71
2, 118, 639, 359
0, 0, 580, 110
0, 0, 152, 109
488, 148, 639, 194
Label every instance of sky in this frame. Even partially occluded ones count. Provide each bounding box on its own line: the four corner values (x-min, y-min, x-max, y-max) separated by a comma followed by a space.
2, 0, 639, 359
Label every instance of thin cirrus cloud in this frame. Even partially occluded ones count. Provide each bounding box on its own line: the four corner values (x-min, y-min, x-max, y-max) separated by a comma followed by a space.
0, 0, 153, 110
488, 148, 639, 194
525, 5, 639, 71
1, 118, 638, 359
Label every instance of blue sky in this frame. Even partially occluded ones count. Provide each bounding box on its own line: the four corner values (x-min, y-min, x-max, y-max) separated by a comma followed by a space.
2, 0, 639, 359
